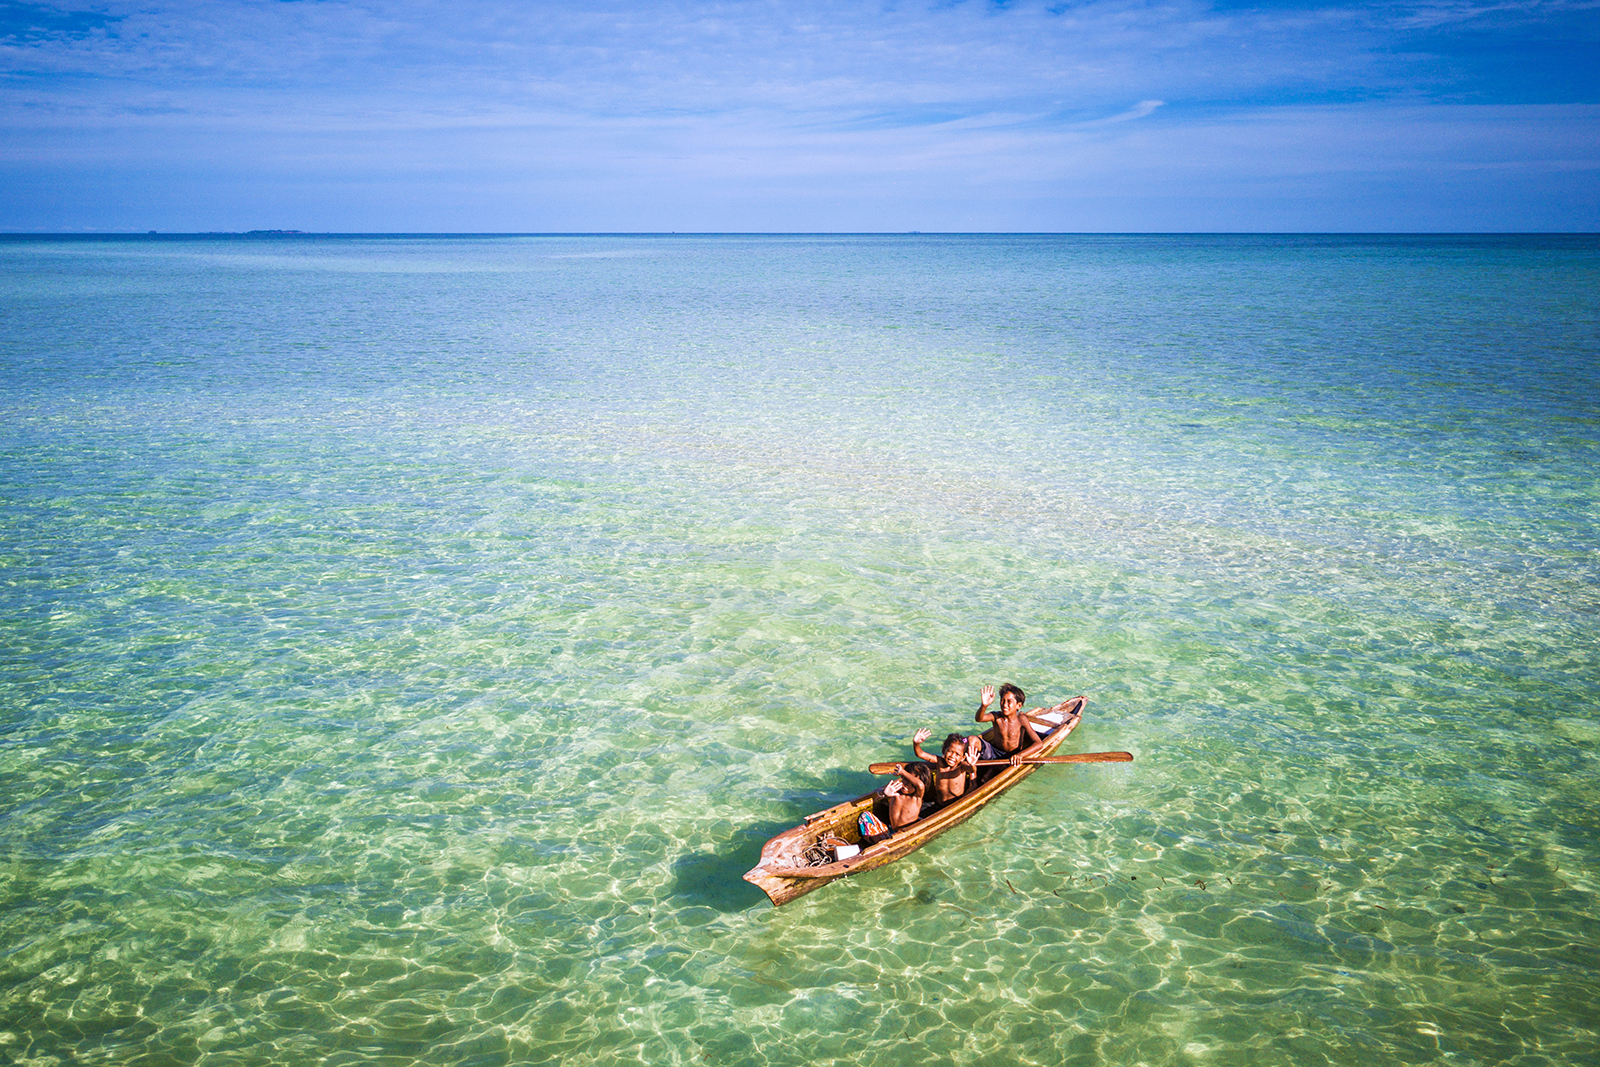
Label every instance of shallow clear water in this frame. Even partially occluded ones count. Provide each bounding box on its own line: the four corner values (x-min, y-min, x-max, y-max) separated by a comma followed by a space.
2, 233, 1597, 1066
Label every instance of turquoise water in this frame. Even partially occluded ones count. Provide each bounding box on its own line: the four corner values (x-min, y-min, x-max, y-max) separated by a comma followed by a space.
2, 233, 1597, 1066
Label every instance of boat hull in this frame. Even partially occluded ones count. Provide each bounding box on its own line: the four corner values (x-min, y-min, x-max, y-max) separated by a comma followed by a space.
743, 695, 1087, 906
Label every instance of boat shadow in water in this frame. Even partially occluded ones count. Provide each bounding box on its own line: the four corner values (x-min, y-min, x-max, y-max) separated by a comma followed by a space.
670, 771, 883, 912
670, 823, 790, 912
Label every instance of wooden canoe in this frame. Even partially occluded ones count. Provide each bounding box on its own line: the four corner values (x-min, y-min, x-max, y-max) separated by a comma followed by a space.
743, 695, 1089, 907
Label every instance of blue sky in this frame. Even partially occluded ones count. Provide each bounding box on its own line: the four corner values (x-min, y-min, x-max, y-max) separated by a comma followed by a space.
2, 0, 1596, 231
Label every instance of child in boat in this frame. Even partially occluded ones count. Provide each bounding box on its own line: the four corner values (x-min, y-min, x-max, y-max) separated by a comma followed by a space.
879, 760, 932, 832
912, 728, 980, 806
974, 683, 1042, 779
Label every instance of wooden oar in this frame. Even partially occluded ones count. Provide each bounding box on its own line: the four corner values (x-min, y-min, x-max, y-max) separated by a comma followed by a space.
869, 751, 1132, 774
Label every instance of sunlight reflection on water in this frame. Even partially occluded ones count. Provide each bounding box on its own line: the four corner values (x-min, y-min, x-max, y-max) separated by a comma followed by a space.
1, 234, 1597, 1065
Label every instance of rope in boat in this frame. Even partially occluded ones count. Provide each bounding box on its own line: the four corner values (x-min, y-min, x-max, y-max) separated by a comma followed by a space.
801, 844, 834, 867
802, 831, 853, 867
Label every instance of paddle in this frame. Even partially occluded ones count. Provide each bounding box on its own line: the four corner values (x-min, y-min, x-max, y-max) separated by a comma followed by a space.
869, 751, 1133, 774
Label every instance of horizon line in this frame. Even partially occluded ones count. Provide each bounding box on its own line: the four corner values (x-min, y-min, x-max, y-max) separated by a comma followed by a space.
4, 230, 1598, 238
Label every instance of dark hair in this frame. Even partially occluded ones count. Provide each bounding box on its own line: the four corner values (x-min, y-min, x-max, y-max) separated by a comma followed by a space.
907, 761, 933, 787
999, 683, 1026, 706
942, 732, 966, 753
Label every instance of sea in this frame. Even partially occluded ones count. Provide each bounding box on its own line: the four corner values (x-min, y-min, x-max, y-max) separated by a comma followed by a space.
2, 233, 1597, 1066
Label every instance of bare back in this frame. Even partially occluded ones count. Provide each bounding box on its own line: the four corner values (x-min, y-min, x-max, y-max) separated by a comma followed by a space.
883, 763, 929, 829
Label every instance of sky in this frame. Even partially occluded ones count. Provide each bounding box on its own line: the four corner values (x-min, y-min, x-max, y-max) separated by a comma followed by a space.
1, 0, 1597, 231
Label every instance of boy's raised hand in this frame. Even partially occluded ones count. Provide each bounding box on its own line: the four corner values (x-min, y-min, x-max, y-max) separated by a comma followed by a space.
979, 684, 996, 707
913, 727, 931, 745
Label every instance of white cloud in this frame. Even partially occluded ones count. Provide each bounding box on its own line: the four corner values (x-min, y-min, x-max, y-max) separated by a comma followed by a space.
0, 0, 1388, 111
1078, 100, 1167, 127
1, 0, 1595, 229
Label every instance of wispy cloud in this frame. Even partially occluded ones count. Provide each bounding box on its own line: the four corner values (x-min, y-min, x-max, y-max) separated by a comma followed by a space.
1077, 100, 1167, 127
1391, 0, 1600, 30
0, 0, 1595, 229
0, 0, 122, 43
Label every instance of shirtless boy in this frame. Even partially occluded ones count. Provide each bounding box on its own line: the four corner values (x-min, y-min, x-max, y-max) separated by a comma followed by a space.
912, 728, 980, 806
974, 683, 1042, 767
879, 761, 932, 831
